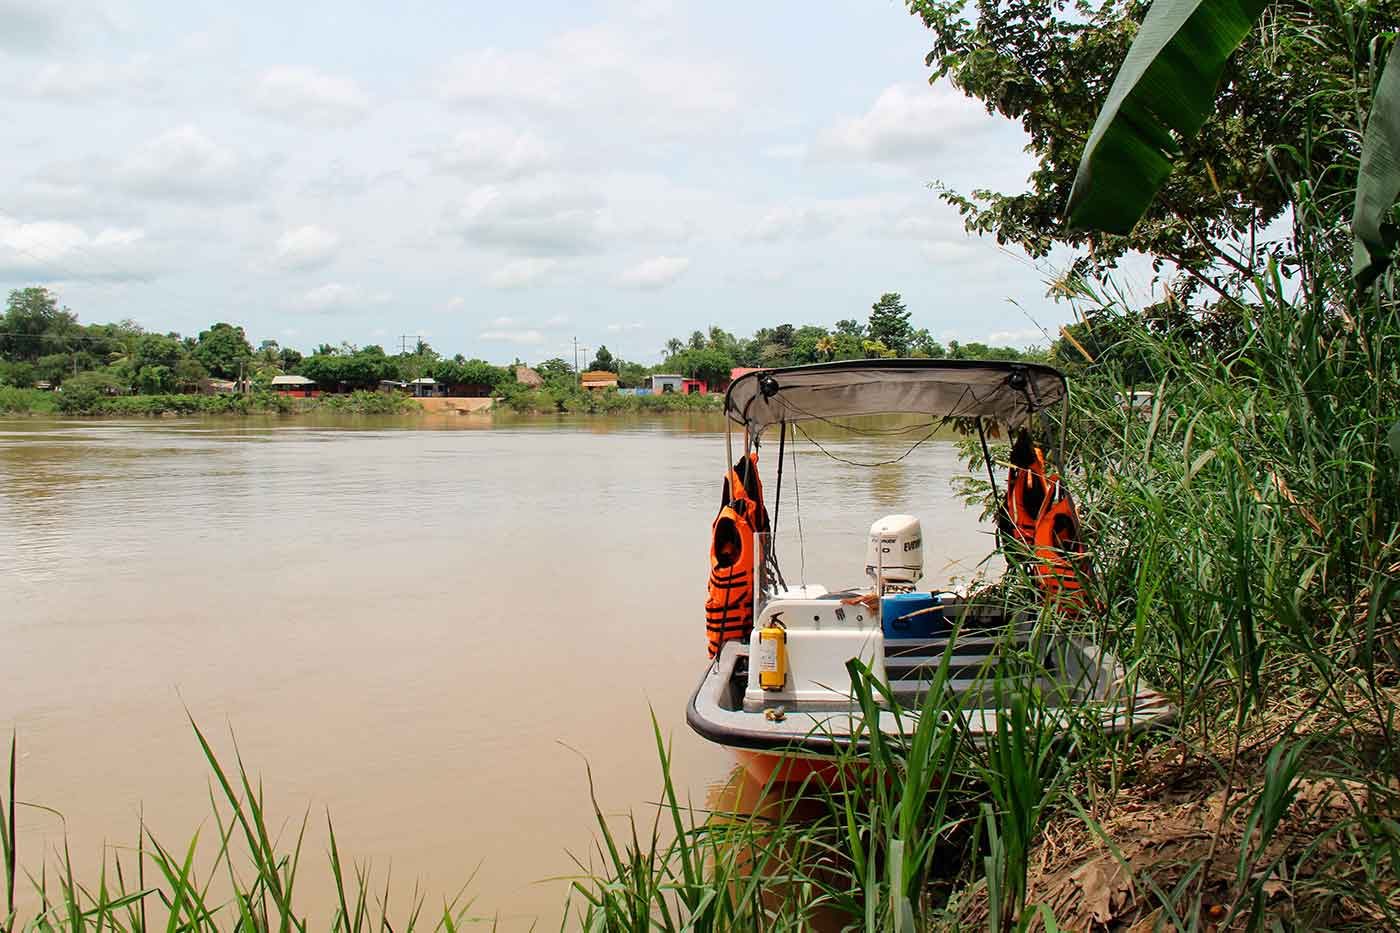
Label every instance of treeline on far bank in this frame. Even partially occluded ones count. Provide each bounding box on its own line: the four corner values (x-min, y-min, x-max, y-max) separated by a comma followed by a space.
0, 284, 1043, 416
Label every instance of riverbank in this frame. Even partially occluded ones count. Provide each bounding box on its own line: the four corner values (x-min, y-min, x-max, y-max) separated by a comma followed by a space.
0, 386, 725, 418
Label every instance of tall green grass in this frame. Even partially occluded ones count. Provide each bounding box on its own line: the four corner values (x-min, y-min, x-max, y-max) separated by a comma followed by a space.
0, 722, 480, 932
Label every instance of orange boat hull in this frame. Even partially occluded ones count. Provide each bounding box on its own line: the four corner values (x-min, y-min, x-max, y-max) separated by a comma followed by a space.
733, 749, 845, 787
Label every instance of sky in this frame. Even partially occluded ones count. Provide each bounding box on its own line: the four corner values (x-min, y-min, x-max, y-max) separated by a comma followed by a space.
0, 0, 1086, 365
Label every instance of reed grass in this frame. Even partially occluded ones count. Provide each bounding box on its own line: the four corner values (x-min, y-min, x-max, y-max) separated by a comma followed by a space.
0, 721, 480, 933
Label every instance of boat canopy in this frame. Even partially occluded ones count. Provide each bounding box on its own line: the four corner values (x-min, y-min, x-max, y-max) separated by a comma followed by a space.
724, 359, 1068, 435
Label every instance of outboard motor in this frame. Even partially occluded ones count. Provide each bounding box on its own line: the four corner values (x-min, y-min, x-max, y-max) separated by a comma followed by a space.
865, 514, 923, 594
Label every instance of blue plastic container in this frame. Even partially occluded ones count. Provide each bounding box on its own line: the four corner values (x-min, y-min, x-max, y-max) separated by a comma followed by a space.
881, 592, 946, 639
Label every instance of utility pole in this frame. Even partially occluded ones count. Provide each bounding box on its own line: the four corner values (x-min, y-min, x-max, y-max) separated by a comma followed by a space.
572, 337, 589, 389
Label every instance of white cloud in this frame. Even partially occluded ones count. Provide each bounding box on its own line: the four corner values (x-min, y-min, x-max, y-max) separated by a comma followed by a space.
0, 215, 157, 281
747, 205, 843, 242
487, 257, 560, 288
253, 66, 370, 128
114, 126, 256, 202
606, 321, 644, 332
543, 313, 568, 327
478, 328, 544, 344
986, 328, 1049, 346
297, 282, 357, 312
446, 295, 466, 310
761, 143, 807, 161
815, 83, 994, 164
437, 25, 741, 132
27, 58, 159, 100
433, 126, 556, 180
618, 255, 689, 289
451, 182, 603, 255
274, 225, 340, 271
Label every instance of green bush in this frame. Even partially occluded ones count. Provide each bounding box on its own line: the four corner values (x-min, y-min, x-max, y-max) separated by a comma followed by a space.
498, 384, 723, 414
0, 386, 56, 413
312, 390, 418, 414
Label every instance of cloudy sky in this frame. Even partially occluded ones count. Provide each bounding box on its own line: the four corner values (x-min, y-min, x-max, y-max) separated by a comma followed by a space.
1, 0, 1078, 364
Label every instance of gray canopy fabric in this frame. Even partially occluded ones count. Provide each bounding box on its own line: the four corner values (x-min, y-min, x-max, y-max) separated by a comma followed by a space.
724, 360, 1067, 434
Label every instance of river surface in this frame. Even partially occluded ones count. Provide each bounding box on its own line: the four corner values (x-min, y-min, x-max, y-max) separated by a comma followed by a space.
0, 413, 994, 927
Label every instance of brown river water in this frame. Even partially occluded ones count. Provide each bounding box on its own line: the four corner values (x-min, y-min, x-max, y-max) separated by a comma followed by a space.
0, 413, 993, 927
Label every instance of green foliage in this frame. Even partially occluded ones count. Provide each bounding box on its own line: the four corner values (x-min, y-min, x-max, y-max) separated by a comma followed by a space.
0, 386, 56, 413
868, 293, 914, 356
315, 390, 419, 414
535, 357, 574, 385
662, 346, 734, 384
192, 322, 253, 378
588, 344, 618, 372
55, 371, 123, 413
0, 287, 73, 361
0, 729, 478, 932
1353, 39, 1400, 289
906, 0, 1400, 294
429, 358, 510, 391
299, 346, 400, 390
0, 360, 37, 388
499, 384, 722, 414
1065, 0, 1270, 233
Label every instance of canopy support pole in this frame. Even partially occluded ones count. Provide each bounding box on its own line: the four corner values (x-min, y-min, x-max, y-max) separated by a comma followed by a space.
976, 417, 1003, 549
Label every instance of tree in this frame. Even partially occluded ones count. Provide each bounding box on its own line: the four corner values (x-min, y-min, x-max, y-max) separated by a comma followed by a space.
588, 345, 618, 372
617, 360, 650, 388
34, 352, 75, 384
174, 357, 209, 391
666, 347, 735, 385
834, 318, 865, 339
862, 339, 896, 359
535, 357, 575, 386
905, 0, 1398, 297
57, 370, 123, 411
688, 330, 707, 350
911, 328, 945, 358
814, 335, 837, 360
134, 333, 185, 372
867, 293, 913, 356
1, 288, 73, 362
193, 323, 253, 378
136, 365, 175, 394
0, 361, 36, 387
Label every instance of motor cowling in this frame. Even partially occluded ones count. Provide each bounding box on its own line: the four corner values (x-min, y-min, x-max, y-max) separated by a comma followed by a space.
865, 514, 923, 591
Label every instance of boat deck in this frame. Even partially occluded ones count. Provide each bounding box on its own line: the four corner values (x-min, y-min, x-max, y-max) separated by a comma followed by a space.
688, 611, 1174, 755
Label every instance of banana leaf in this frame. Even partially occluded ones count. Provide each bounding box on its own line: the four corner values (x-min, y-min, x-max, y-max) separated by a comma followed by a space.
1065, 0, 1269, 234
1352, 40, 1400, 291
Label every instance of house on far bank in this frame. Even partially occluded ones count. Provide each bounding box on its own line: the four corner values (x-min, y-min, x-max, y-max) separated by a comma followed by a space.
580, 370, 619, 391
648, 373, 708, 395
271, 374, 320, 398
648, 373, 684, 394
379, 379, 408, 393
725, 367, 761, 391
514, 365, 543, 388
198, 378, 238, 395
408, 377, 447, 398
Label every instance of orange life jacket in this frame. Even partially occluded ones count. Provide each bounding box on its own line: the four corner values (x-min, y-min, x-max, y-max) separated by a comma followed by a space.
1003, 446, 1049, 551
1033, 479, 1089, 615
706, 504, 755, 657
706, 453, 769, 658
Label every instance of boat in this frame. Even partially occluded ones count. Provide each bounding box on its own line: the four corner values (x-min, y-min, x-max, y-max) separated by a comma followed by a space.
685, 359, 1175, 785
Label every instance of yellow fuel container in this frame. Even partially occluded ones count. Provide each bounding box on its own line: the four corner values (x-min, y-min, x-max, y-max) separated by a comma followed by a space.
756, 619, 788, 691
